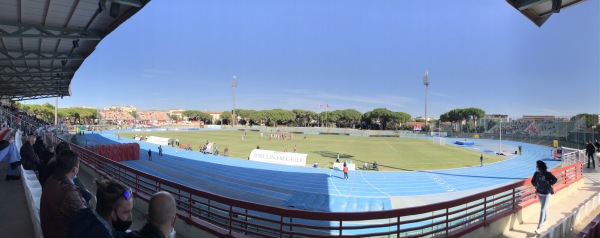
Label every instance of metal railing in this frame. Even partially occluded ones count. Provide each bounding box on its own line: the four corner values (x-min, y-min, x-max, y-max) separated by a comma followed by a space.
46, 133, 584, 237
577, 213, 600, 238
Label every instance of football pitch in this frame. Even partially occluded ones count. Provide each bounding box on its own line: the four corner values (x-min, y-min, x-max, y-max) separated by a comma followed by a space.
119, 130, 505, 171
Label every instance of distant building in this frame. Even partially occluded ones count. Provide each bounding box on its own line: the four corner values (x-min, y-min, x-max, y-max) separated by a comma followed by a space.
203, 111, 223, 124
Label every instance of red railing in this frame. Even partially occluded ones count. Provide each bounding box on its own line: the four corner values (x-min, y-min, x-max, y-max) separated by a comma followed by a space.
45, 134, 585, 237
577, 213, 600, 238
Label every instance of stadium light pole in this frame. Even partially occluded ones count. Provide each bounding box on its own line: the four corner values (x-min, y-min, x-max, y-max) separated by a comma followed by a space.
232, 75, 237, 126
54, 97, 58, 125
499, 119, 503, 153
423, 71, 430, 128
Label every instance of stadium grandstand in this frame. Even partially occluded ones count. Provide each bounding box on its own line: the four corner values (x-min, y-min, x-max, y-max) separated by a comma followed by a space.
484, 115, 585, 138
98, 109, 135, 122
136, 110, 170, 122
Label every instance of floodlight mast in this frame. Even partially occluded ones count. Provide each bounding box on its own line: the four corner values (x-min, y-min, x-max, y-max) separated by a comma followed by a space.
232, 75, 237, 126
423, 71, 430, 128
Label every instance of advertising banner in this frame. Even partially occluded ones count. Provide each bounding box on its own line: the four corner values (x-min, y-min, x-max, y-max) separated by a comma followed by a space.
249, 149, 307, 167
145, 136, 171, 146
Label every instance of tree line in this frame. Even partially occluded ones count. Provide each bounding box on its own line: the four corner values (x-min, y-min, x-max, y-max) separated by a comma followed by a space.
11, 102, 99, 124
26, 102, 600, 133
217, 108, 413, 130
438, 107, 486, 133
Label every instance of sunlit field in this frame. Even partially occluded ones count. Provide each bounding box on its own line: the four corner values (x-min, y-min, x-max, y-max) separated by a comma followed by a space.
119, 130, 505, 171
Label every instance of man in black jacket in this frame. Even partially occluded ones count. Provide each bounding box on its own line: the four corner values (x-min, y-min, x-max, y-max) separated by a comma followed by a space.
586, 140, 596, 168
129, 191, 177, 238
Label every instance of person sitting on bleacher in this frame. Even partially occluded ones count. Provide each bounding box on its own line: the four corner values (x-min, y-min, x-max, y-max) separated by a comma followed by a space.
33, 136, 53, 165
20, 133, 42, 173
68, 179, 134, 238
39, 142, 92, 203
40, 150, 87, 238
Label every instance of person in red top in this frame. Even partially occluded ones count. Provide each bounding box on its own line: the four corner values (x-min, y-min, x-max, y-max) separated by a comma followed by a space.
343, 165, 348, 180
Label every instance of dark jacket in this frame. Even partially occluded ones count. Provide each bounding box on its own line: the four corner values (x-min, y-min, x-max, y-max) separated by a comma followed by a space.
128, 223, 166, 238
40, 172, 87, 238
20, 141, 40, 171
38, 157, 56, 188
587, 143, 596, 155
532, 171, 557, 195
68, 208, 112, 238
68, 207, 130, 238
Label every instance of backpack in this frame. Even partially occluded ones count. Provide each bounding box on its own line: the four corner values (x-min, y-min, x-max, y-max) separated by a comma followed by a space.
536, 172, 555, 195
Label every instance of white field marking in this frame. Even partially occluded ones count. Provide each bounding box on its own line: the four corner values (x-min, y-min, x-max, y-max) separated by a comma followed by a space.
383, 138, 398, 153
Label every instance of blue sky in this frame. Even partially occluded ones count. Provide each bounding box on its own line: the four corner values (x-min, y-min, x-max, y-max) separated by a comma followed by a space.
33, 0, 599, 119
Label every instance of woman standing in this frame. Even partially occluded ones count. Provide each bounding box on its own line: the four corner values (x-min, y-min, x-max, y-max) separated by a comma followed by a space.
531, 160, 557, 234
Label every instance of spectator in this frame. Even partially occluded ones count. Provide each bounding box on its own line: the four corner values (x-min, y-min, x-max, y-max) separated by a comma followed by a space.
20, 133, 42, 172
41, 150, 87, 238
2, 136, 22, 180
586, 140, 596, 168
68, 179, 134, 238
532, 160, 557, 234
40, 145, 54, 165
595, 139, 600, 153
33, 136, 53, 164
129, 191, 177, 238
39, 141, 70, 187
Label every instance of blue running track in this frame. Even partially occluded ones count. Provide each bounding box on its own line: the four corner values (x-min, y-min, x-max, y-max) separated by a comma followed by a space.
80, 131, 559, 212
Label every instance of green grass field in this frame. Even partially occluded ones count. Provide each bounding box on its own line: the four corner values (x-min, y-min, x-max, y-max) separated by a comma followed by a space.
119, 130, 505, 171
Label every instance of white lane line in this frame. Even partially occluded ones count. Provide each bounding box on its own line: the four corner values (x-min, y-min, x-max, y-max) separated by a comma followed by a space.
360, 171, 391, 197
329, 169, 342, 195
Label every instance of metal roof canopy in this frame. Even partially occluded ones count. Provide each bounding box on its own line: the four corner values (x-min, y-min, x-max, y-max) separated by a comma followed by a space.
506, 0, 587, 27
0, 0, 150, 101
